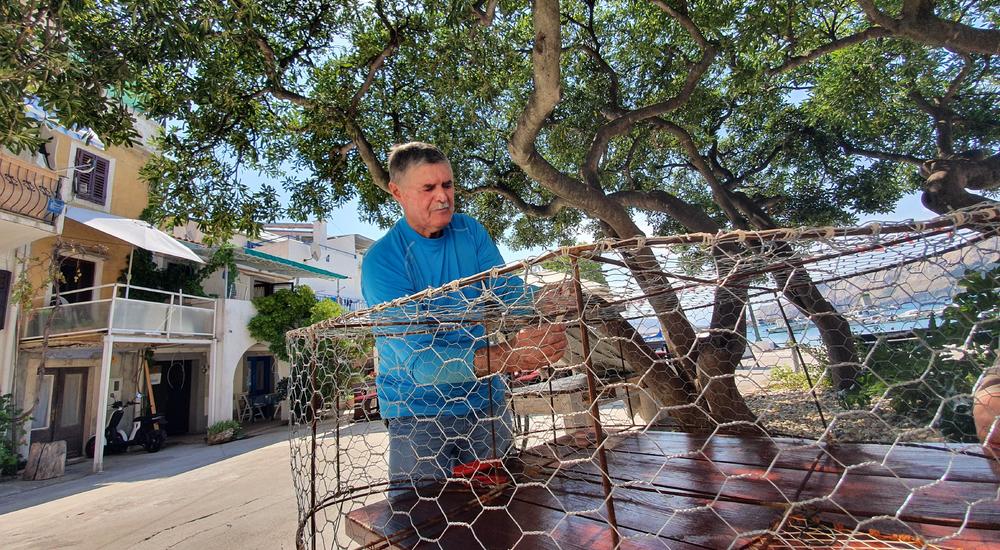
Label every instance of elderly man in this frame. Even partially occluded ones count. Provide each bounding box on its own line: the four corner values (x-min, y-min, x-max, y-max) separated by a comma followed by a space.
361, 142, 567, 488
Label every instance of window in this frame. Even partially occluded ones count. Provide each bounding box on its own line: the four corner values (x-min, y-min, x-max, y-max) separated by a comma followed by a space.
55, 256, 96, 304
72, 148, 110, 205
0, 269, 10, 330
31, 375, 54, 431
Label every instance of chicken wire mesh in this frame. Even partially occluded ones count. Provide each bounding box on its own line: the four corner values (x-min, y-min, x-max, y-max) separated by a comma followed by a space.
287, 205, 1000, 550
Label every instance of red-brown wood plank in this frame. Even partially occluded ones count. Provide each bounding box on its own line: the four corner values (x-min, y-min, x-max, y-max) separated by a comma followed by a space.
807, 511, 1000, 548
515, 475, 998, 548
344, 483, 706, 549
520, 441, 1000, 529
512, 474, 780, 548
344, 431, 1000, 549
525, 430, 1000, 483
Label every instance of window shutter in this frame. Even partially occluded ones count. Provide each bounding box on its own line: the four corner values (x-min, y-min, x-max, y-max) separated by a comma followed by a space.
92, 156, 109, 203
72, 149, 110, 205
0, 269, 11, 330
73, 149, 93, 200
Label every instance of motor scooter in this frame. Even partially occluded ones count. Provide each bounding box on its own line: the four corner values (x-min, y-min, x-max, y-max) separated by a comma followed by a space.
85, 393, 167, 458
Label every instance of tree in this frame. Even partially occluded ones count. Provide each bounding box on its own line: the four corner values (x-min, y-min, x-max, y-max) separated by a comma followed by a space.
247, 285, 330, 361
541, 255, 607, 286
0, 0, 143, 153
9, 0, 997, 430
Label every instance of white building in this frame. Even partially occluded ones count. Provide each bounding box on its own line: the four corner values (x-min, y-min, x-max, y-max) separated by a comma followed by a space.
261, 222, 374, 311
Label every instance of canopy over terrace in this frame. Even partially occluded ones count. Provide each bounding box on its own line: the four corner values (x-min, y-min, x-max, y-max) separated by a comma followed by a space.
182, 241, 348, 285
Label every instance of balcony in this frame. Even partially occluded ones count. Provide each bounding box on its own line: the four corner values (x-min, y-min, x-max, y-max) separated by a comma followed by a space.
21, 284, 216, 342
0, 153, 62, 226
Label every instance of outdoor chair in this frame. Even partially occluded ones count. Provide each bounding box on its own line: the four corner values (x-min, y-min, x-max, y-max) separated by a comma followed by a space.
248, 394, 270, 422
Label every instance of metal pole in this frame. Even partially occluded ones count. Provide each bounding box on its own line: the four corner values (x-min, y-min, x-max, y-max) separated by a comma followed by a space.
125, 248, 134, 299
746, 300, 762, 342
571, 257, 619, 546
485, 325, 497, 459
774, 292, 827, 429
93, 335, 114, 473
309, 336, 318, 550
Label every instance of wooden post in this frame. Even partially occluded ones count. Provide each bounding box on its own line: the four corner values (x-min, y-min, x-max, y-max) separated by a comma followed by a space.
143, 353, 158, 415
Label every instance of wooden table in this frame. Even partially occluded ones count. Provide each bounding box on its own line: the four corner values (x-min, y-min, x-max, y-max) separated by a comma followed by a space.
345, 430, 1000, 549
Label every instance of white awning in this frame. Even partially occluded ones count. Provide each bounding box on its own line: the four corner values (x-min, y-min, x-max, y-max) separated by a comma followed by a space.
65, 207, 204, 264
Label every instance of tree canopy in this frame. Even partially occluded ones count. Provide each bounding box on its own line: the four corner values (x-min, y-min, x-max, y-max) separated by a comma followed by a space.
7, 0, 996, 244
6, 0, 999, 425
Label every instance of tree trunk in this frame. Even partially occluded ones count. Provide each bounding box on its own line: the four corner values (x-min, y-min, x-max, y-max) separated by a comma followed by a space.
592, 317, 715, 432
921, 154, 1000, 221
697, 270, 758, 427
773, 264, 860, 391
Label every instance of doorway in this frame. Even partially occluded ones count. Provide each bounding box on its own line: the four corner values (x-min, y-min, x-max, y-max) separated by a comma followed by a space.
56, 257, 96, 303
246, 356, 274, 418
247, 356, 274, 397
30, 368, 89, 458
152, 360, 193, 435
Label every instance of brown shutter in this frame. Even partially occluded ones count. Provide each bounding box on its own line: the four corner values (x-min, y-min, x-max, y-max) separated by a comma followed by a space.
0, 269, 11, 330
92, 156, 109, 203
72, 149, 110, 205
73, 149, 93, 199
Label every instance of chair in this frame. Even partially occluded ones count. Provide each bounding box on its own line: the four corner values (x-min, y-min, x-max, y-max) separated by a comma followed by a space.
237, 394, 253, 423
352, 382, 380, 422
248, 394, 269, 422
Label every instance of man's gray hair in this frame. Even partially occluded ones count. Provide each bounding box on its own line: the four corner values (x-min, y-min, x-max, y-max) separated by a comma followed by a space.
388, 142, 450, 183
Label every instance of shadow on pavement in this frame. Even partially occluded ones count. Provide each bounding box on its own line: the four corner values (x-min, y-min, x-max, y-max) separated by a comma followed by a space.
0, 421, 292, 515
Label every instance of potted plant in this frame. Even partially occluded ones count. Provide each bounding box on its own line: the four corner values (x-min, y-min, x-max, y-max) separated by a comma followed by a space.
206, 420, 243, 445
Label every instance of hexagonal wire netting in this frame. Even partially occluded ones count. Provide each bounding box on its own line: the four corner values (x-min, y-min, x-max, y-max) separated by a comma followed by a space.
287, 205, 1000, 550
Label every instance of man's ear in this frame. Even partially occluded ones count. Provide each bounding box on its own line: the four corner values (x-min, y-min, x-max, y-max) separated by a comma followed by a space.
388, 181, 402, 202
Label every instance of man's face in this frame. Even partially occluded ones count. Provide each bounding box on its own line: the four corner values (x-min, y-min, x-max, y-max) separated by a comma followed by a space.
389, 162, 455, 238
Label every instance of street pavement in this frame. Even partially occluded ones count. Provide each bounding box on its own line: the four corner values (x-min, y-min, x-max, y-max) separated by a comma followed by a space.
0, 423, 300, 549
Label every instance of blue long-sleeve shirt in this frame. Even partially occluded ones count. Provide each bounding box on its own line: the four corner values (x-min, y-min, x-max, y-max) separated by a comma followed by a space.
361, 214, 529, 418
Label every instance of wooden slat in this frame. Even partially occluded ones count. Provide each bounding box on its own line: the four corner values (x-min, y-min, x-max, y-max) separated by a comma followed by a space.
344, 431, 1000, 549
345, 483, 705, 549
521, 442, 1000, 529
527, 430, 1000, 483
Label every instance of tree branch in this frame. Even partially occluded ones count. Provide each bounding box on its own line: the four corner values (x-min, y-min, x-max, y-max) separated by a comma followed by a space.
841, 141, 926, 165
472, 0, 500, 26
466, 185, 568, 217
733, 143, 784, 185
769, 27, 891, 75
338, 112, 389, 192
582, 1, 717, 193
857, 0, 1000, 55
508, 0, 638, 234
610, 189, 719, 233
944, 54, 974, 100
350, 40, 399, 116
578, 43, 621, 107
643, 116, 750, 228
278, 3, 334, 69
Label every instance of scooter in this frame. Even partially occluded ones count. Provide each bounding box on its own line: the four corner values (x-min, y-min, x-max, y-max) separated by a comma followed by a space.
85, 394, 167, 458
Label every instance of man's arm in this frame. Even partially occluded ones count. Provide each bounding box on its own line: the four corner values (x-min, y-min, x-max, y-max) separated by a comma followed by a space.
473, 324, 567, 377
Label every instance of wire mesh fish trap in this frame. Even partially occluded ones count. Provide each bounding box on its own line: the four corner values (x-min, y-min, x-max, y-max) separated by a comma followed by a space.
287, 205, 1000, 550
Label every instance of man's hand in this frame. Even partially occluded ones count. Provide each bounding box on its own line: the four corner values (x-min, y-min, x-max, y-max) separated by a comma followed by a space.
507, 324, 568, 371
535, 281, 578, 317
474, 323, 568, 377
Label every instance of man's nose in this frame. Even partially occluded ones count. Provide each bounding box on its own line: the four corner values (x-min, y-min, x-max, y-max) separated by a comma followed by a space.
435, 187, 449, 203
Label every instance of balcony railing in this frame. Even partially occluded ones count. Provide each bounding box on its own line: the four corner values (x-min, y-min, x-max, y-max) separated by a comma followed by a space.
21, 284, 216, 341
0, 153, 62, 225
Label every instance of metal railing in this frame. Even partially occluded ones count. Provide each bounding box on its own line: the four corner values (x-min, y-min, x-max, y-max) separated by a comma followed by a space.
0, 153, 62, 225
21, 283, 217, 341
